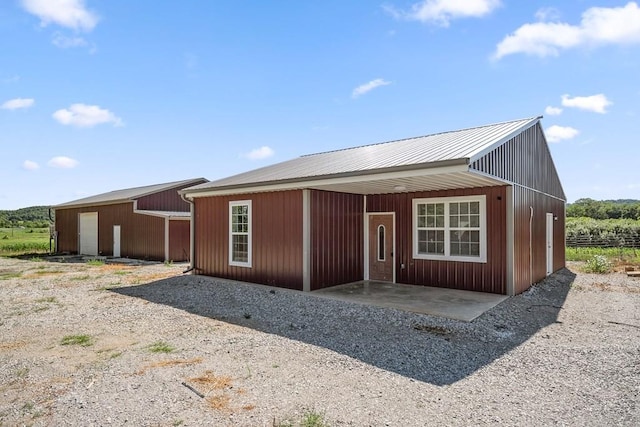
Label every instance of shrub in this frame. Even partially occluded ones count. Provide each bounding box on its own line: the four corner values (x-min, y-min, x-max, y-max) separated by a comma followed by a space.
583, 255, 613, 274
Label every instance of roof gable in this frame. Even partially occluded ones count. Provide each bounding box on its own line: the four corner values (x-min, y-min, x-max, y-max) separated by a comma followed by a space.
55, 178, 208, 209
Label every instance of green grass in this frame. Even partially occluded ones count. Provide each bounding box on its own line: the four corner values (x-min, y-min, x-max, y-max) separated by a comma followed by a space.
60, 334, 93, 347
147, 341, 175, 354
275, 410, 328, 427
566, 247, 640, 263
0, 227, 50, 256
34, 296, 58, 304
0, 271, 22, 280
86, 259, 105, 266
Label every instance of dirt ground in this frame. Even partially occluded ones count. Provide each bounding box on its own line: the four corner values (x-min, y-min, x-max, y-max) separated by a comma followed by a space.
0, 257, 639, 426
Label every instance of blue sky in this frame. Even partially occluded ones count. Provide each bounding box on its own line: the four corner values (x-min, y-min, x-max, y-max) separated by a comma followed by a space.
1, 0, 639, 209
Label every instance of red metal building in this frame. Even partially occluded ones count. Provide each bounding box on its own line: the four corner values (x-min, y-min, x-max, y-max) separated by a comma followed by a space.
182, 117, 565, 295
54, 178, 207, 262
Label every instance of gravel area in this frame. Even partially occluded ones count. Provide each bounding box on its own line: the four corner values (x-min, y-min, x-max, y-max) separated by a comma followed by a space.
1, 257, 638, 426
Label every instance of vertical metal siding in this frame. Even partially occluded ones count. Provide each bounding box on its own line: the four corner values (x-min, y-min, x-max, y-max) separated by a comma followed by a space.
168, 220, 190, 262
367, 186, 507, 294
136, 179, 207, 211
512, 187, 566, 294
470, 123, 565, 201
309, 190, 364, 290
55, 203, 166, 260
193, 191, 304, 290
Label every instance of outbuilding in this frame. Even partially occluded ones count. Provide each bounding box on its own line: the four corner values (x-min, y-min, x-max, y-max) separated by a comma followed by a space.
54, 178, 207, 262
182, 117, 565, 295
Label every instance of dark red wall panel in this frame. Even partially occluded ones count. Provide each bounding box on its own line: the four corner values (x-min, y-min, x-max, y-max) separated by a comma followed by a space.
55, 203, 165, 260
367, 186, 507, 294
310, 190, 364, 290
169, 220, 190, 262
193, 191, 304, 289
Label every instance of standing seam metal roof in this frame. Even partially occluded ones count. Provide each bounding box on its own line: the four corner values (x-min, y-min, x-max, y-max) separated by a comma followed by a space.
184, 117, 540, 192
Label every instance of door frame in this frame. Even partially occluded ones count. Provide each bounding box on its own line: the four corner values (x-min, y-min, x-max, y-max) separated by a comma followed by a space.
364, 212, 395, 282
546, 212, 554, 276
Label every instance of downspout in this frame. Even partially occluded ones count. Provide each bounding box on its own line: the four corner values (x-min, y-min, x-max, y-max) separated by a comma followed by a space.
529, 206, 534, 287
180, 193, 196, 274
48, 208, 56, 253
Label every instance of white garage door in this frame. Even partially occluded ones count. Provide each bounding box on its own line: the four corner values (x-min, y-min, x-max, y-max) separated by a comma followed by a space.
79, 212, 98, 256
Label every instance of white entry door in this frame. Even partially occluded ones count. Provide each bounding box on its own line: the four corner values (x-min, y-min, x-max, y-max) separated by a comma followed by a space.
79, 212, 98, 256
113, 225, 121, 258
546, 213, 554, 276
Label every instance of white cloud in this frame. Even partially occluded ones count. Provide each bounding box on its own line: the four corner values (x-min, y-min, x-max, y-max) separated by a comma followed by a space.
52, 32, 88, 48
545, 125, 579, 142
22, 160, 39, 170
544, 106, 563, 116
561, 94, 612, 114
385, 0, 501, 27
244, 146, 275, 160
52, 103, 123, 127
535, 7, 561, 22
21, 0, 98, 31
1, 98, 35, 110
352, 78, 392, 98
48, 156, 78, 169
493, 2, 640, 59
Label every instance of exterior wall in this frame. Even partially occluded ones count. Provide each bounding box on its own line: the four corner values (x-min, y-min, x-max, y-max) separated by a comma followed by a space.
310, 190, 364, 290
55, 202, 165, 260
471, 121, 566, 293
470, 122, 565, 200
513, 187, 566, 294
169, 220, 190, 262
136, 181, 206, 211
193, 190, 304, 289
367, 186, 507, 294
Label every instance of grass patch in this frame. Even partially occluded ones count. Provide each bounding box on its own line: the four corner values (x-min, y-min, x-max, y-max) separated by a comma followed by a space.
0, 271, 22, 280
0, 227, 50, 256
71, 274, 91, 281
147, 341, 175, 354
113, 270, 130, 276
15, 367, 29, 378
566, 246, 640, 264
34, 296, 57, 304
60, 334, 93, 347
301, 411, 328, 427
86, 259, 105, 266
275, 410, 329, 427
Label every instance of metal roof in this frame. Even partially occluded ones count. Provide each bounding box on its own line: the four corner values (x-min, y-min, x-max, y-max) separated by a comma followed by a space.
55, 178, 207, 208
184, 117, 540, 195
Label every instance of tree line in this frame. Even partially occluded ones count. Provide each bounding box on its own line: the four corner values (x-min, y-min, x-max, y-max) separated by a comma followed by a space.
567, 198, 640, 220
0, 206, 52, 228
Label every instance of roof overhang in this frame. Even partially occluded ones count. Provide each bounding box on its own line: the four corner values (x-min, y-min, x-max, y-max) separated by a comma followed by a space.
183, 162, 509, 198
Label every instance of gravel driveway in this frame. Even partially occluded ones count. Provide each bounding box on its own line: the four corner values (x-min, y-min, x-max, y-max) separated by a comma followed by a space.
1, 257, 638, 426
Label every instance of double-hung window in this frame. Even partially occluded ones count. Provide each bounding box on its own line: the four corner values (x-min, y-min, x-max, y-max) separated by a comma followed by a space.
229, 200, 252, 267
413, 195, 486, 263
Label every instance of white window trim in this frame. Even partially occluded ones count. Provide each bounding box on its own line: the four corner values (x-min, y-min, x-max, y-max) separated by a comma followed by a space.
412, 195, 487, 263
229, 200, 252, 268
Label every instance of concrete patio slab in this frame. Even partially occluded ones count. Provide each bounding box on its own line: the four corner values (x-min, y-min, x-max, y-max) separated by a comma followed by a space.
313, 281, 509, 321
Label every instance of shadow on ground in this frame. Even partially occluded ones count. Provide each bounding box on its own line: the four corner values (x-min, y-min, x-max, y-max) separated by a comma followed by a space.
112, 269, 575, 386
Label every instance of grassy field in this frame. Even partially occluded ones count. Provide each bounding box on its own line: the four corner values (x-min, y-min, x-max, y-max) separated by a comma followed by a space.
566, 246, 640, 264
0, 227, 50, 255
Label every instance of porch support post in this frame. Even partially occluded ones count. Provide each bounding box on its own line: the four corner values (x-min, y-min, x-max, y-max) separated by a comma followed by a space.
302, 189, 311, 292
506, 185, 515, 296
164, 218, 170, 262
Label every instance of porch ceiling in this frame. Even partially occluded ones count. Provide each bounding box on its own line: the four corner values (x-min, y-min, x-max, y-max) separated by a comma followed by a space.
306, 170, 507, 195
